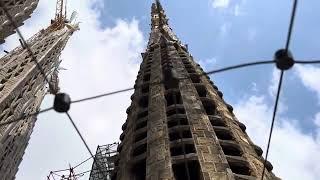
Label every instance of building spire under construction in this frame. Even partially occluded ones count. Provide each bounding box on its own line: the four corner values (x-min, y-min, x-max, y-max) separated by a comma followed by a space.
0, 0, 79, 179
112, 1, 279, 180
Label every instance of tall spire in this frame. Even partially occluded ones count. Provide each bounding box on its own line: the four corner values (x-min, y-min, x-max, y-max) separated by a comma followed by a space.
149, 0, 180, 47
112, 2, 279, 180
151, 0, 168, 29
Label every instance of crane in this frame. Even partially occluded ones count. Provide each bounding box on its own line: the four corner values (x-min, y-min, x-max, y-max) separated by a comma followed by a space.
49, 0, 68, 31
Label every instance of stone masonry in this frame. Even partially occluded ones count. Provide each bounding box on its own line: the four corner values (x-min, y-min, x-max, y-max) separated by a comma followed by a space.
113, 1, 280, 180
0, 22, 76, 179
0, 0, 40, 44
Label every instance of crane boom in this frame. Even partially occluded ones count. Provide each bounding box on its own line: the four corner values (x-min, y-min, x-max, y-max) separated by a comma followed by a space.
49, 0, 67, 32
55, 0, 64, 21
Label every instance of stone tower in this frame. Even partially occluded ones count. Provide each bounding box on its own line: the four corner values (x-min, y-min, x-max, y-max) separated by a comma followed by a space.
0, 0, 40, 44
0, 14, 78, 180
113, 1, 279, 180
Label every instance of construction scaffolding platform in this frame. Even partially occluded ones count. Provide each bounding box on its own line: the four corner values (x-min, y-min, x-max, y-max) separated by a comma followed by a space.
89, 143, 118, 180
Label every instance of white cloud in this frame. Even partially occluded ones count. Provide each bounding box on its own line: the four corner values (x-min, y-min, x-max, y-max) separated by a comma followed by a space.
269, 68, 279, 97
3, 0, 145, 179
234, 63, 320, 179
209, 0, 246, 17
210, 0, 230, 9
233, 4, 242, 16
250, 82, 258, 92
295, 65, 320, 102
234, 95, 320, 180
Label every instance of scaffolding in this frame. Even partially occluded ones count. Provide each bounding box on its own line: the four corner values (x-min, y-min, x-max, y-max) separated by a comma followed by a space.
89, 143, 119, 180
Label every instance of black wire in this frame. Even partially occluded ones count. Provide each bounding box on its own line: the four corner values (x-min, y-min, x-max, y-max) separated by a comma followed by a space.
74, 169, 92, 176
295, 60, 320, 64
261, 71, 284, 180
285, 0, 298, 50
65, 112, 108, 180
71, 87, 134, 104
73, 156, 93, 169
71, 60, 275, 104
205, 60, 274, 75
0, 1, 55, 92
0, 107, 53, 127
51, 168, 70, 173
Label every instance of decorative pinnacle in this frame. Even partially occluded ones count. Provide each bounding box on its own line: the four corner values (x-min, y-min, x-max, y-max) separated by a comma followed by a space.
151, 0, 168, 29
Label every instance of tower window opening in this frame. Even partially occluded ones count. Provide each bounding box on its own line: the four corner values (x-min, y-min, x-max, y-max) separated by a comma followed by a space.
137, 110, 148, 119
168, 118, 189, 128
141, 84, 150, 94
131, 159, 146, 180
132, 143, 147, 156
183, 61, 191, 66
214, 128, 233, 140
135, 120, 147, 130
227, 159, 251, 175
201, 99, 216, 115
169, 130, 192, 141
134, 131, 147, 143
172, 161, 202, 180
167, 107, 185, 116
195, 84, 207, 97
161, 60, 170, 65
189, 74, 201, 83
161, 54, 169, 59
162, 63, 173, 71
221, 143, 242, 156
132, 143, 147, 157
170, 144, 196, 156
165, 91, 183, 106
138, 95, 149, 108
184, 64, 193, 69
186, 68, 196, 74
144, 64, 151, 70
0, 79, 7, 84
0, 85, 4, 91
143, 74, 151, 82
144, 68, 151, 74
210, 118, 226, 127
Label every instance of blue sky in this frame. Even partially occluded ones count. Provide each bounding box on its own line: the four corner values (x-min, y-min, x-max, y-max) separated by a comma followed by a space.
95, 0, 320, 132
1, 0, 320, 179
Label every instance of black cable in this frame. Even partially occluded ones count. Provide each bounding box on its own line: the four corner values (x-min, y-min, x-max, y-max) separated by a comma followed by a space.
261, 71, 284, 180
0, 1, 55, 92
71, 87, 134, 104
285, 0, 298, 50
204, 60, 274, 75
74, 169, 92, 176
0, 107, 53, 127
65, 112, 108, 180
71, 60, 275, 104
295, 60, 320, 64
51, 168, 70, 173
73, 156, 93, 169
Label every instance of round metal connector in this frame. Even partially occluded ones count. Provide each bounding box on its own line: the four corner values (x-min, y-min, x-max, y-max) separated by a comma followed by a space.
274, 49, 295, 70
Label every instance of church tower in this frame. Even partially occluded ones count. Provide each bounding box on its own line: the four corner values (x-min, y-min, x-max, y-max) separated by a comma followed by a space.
0, 1, 78, 179
0, 0, 40, 44
113, 1, 279, 180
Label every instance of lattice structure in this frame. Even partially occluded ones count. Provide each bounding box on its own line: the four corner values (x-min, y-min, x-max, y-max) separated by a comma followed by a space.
113, 1, 279, 180
0, 0, 39, 44
0, 1, 78, 179
89, 143, 119, 180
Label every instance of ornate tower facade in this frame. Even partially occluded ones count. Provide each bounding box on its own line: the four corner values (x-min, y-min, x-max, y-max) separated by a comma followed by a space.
0, 10, 78, 180
114, 1, 279, 180
0, 0, 40, 44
